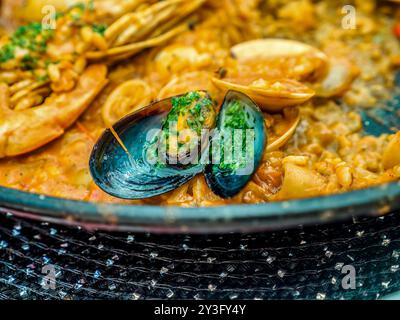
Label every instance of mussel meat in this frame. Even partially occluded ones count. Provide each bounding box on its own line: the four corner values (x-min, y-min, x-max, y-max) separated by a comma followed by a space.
159, 91, 217, 167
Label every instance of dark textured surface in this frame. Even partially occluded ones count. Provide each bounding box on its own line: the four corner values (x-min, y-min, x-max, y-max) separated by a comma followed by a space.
1, 211, 400, 300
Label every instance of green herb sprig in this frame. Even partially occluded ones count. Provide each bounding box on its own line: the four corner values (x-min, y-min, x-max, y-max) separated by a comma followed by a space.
0, 22, 54, 69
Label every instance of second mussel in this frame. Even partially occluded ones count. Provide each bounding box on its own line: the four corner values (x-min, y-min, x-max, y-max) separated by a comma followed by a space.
89, 90, 267, 199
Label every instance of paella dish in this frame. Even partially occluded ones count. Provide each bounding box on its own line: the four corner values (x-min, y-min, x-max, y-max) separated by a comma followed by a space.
0, 0, 399, 207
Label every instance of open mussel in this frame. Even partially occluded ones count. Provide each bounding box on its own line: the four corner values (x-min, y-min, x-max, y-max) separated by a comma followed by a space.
204, 91, 267, 198
89, 91, 216, 199
90, 90, 268, 200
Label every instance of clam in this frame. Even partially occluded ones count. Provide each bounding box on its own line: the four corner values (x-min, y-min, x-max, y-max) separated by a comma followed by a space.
231, 38, 325, 59
204, 91, 267, 198
210, 38, 331, 112
267, 108, 300, 152
214, 38, 359, 109
230, 39, 329, 81
212, 77, 315, 112
314, 58, 360, 98
90, 90, 267, 200
231, 38, 359, 99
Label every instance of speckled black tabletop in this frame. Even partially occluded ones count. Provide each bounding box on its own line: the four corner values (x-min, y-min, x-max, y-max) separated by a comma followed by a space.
1, 210, 400, 300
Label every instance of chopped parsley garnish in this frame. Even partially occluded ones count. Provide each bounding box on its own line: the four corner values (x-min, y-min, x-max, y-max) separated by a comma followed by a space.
218, 101, 255, 172
67, 1, 95, 21
157, 91, 215, 165
0, 44, 15, 63
21, 54, 38, 70
92, 24, 107, 36
0, 22, 54, 68
69, 2, 87, 11
35, 74, 49, 83
165, 91, 214, 134
55, 11, 65, 19
170, 91, 201, 113
69, 1, 95, 12
12, 22, 53, 53
223, 101, 253, 130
